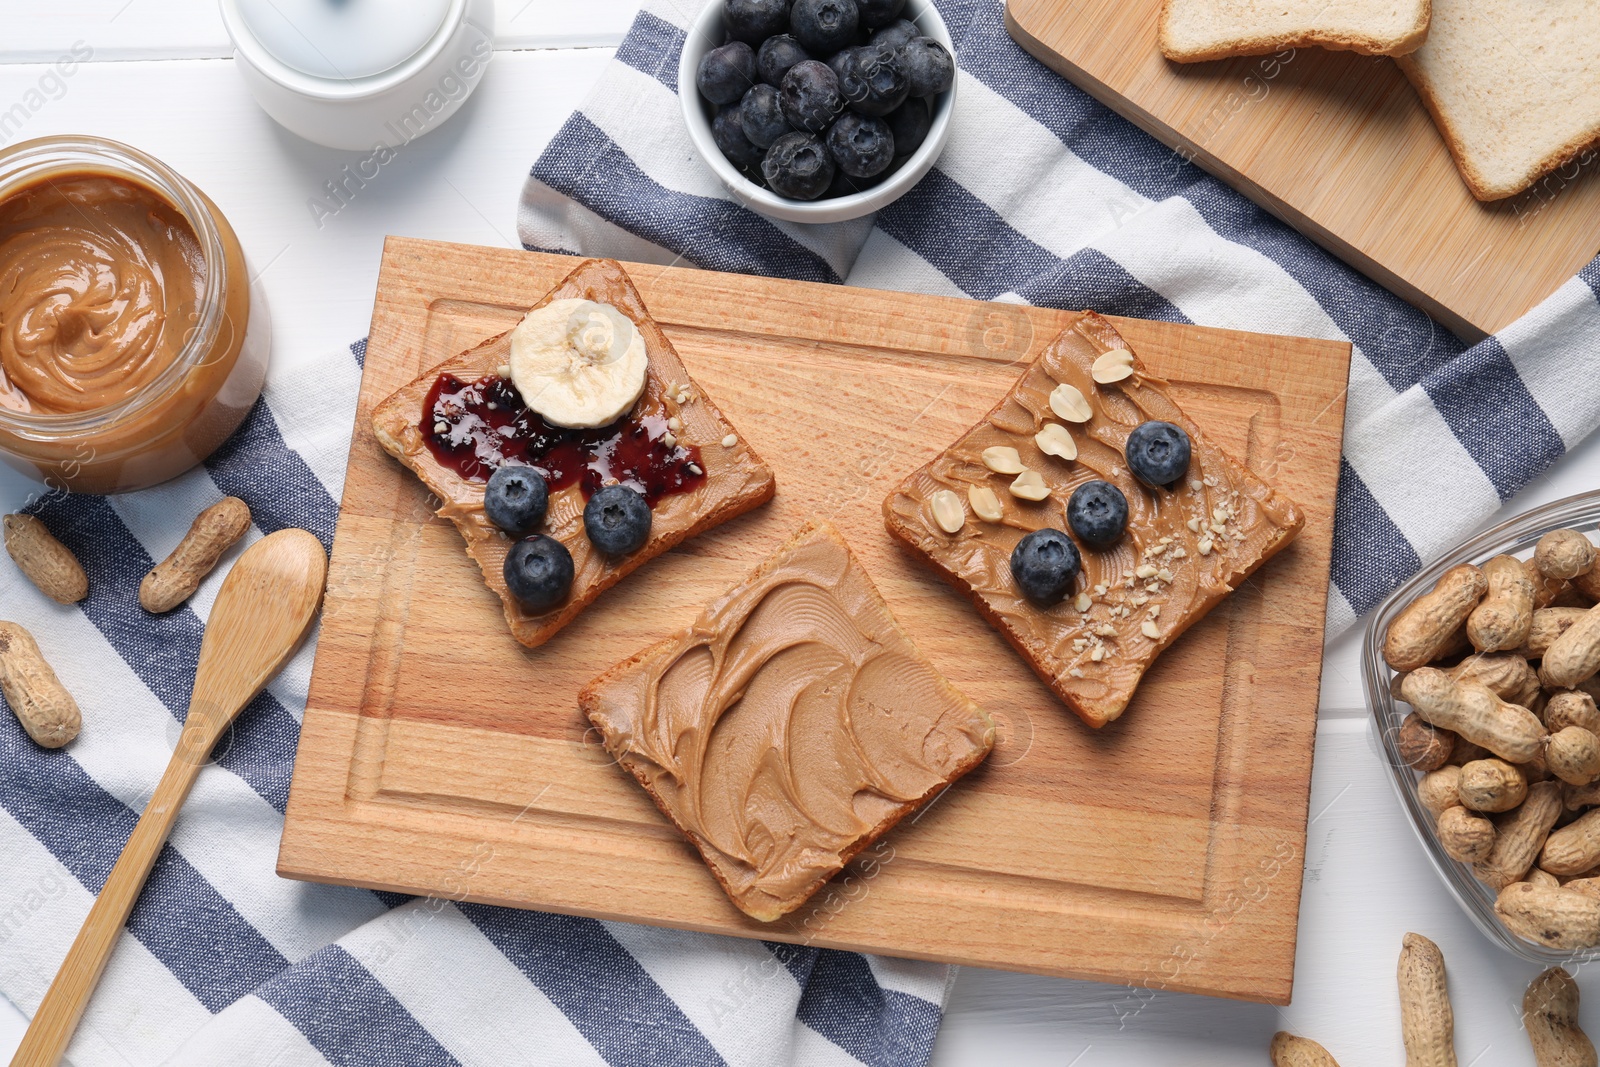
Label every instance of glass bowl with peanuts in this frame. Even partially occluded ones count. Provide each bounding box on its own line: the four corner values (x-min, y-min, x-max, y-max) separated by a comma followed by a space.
1364, 488, 1600, 964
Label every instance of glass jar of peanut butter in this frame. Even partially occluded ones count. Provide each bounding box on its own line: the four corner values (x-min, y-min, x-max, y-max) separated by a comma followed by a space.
0, 136, 268, 494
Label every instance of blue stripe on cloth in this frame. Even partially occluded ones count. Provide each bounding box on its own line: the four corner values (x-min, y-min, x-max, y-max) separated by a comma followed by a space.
205, 398, 341, 551
458, 905, 728, 1067
794, 951, 942, 1067
1418, 338, 1566, 500
1580, 258, 1600, 302
256, 945, 460, 1067
876, 169, 1185, 320
614, 9, 684, 92
763, 941, 812, 985
128, 845, 291, 1011
950, 0, 1203, 203
531, 113, 842, 285
0, 716, 289, 1011
1015, 248, 1190, 322
25, 495, 300, 814
351, 337, 367, 368
1330, 457, 1422, 616
522, 241, 581, 257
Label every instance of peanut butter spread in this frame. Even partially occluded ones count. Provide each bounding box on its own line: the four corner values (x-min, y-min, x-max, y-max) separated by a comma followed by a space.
581, 522, 993, 922
0, 173, 205, 414
370, 258, 776, 649
885, 312, 1303, 728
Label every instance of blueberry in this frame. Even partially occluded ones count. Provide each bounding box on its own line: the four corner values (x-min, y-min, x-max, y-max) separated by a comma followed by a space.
856, 0, 907, 28
757, 33, 810, 86
504, 535, 574, 612
826, 153, 904, 196
836, 42, 909, 117
713, 106, 766, 168
826, 112, 894, 177
584, 484, 652, 556
825, 163, 878, 197
870, 17, 920, 50
1010, 528, 1081, 605
761, 130, 835, 198
1066, 480, 1128, 548
779, 59, 843, 132
825, 45, 860, 81
897, 36, 954, 97
790, 0, 859, 54
697, 41, 757, 106
825, 168, 866, 198
885, 96, 930, 156
724, 0, 790, 44
738, 84, 790, 148
484, 465, 549, 536
1125, 421, 1192, 489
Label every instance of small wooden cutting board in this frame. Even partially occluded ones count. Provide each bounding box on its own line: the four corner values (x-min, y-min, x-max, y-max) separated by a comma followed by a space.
278, 237, 1350, 1004
1005, 0, 1600, 341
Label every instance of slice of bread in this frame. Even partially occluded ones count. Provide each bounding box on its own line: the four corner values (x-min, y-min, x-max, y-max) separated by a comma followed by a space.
1397, 0, 1600, 200
1160, 0, 1431, 62
883, 313, 1304, 729
370, 257, 776, 647
580, 521, 994, 923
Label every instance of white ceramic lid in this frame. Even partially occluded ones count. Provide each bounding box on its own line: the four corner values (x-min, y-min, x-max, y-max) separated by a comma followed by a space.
230, 0, 453, 80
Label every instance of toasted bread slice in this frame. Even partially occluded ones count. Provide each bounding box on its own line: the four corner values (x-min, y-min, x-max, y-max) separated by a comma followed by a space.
883, 313, 1304, 728
1397, 0, 1600, 200
580, 521, 994, 922
371, 258, 776, 647
1160, 0, 1431, 62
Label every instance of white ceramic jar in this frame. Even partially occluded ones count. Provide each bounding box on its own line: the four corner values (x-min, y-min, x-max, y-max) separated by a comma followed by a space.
220, 0, 495, 151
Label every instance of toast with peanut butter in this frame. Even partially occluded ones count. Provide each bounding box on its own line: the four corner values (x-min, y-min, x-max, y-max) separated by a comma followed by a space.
370, 257, 775, 647
883, 312, 1303, 728
580, 521, 994, 922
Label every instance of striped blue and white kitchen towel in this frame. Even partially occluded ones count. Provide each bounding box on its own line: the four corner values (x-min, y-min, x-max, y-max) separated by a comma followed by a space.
0, 338, 949, 1066
7, 1, 1600, 1064
519, 0, 1600, 636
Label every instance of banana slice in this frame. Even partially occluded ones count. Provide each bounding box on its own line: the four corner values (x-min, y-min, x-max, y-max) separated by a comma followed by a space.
508, 298, 648, 429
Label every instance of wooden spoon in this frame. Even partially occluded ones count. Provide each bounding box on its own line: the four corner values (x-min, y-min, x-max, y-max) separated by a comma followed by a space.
10, 528, 327, 1067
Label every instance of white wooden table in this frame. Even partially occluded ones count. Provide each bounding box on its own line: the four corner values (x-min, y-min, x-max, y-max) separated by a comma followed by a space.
1, 3, 1597, 1063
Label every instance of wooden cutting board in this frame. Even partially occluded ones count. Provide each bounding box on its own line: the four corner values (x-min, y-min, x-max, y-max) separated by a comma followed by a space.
278, 237, 1349, 1004
1005, 0, 1600, 342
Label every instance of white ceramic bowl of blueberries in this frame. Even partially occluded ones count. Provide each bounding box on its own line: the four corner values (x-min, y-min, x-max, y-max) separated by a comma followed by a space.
679, 0, 957, 223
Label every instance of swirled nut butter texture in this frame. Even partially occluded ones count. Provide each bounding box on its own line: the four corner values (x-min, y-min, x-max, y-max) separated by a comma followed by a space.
0, 173, 205, 415
884, 312, 1304, 729
581, 521, 994, 922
